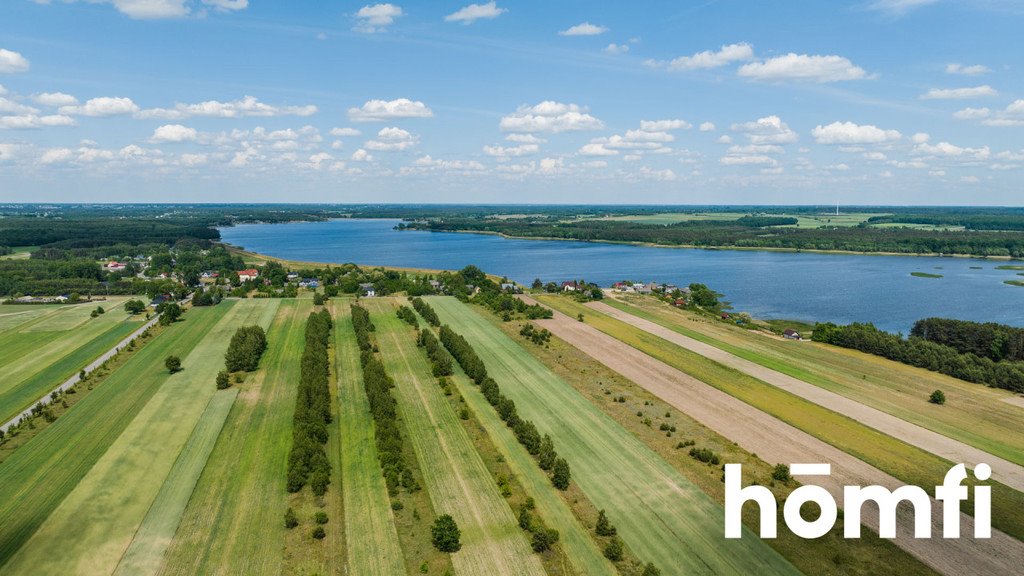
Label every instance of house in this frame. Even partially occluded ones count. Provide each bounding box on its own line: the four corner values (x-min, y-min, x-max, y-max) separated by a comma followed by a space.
429, 279, 441, 290
106, 261, 127, 272
612, 282, 627, 291
150, 294, 171, 307
501, 282, 519, 293
672, 299, 686, 307
299, 278, 320, 289
783, 329, 802, 341
286, 272, 299, 281
358, 282, 376, 297
646, 282, 660, 293
562, 281, 578, 292
720, 312, 731, 319
238, 269, 260, 282
634, 282, 652, 295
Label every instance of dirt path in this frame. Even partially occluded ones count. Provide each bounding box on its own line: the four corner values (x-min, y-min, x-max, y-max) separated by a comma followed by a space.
588, 300, 1024, 494
529, 302, 1024, 576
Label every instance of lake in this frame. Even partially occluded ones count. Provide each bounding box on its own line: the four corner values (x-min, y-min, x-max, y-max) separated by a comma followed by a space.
219, 219, 1024, 332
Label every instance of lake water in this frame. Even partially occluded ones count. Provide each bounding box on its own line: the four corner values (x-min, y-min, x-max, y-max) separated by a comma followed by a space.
219, 219, 1024, 332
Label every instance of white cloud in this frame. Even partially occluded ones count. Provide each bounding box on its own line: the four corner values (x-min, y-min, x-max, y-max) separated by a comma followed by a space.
866, 0, 939, 15
603, 43, 629, 55
915, 141, 990, 160
862, 151, 887, 161
179, 153, 208, 166
920, 85, 997, 100
827, 163, 850, 171
578, 143, 618, 156
0, 143, 21, 160
946, 63, 989, 76
0, 97, 38, 115
39, 147, 74, 164
504, 133, 545, 143
953, 107, 991, 120
484, 143, 539, 157
150, 124, 197, 143
811, 121, 901, 144
636, 166, 677, 181
0, 49, 30, 74
911, 132, 930, 144
699, 122, 716, 132
538, 157, 564, 174
559, 22, 607, 36
639, 119, 691, 131
348, 98, 432, 122
33, 92, 78, 107
354, 4, 403, 33
138, 95, 316, 119
445, 2, 505, 24
351, 148, 373, 162
961, 175, 980, 183
330, 127, 361, 137
59, 96, 140, 116
720, 155, 777, 166
499, 101, 603, 133
364, 126, 417, 151
657, 43, 753, 71
728, 144, 784, 155
410, 155, 486, 172
731, 115, 798, 144
203, 0, 248, 12
716, 135, 732, 144
738, 54, 870, 82
0, 114, 77, 129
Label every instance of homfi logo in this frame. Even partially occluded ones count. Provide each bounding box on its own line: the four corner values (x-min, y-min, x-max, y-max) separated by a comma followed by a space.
724, 463, 991, 539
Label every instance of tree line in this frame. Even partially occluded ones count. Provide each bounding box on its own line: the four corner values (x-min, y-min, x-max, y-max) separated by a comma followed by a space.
813, 322, 1024, 392
396, 305, 419, 328
433, 310, 571, 491
352, 303, 419, 494
911, 317, 1024, 363
411, 297, 440, 327
286, 310, 333, 495
417, 328, 454, 376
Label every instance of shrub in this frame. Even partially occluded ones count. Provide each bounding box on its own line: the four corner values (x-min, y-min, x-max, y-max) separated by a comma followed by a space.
771, 463, 791, 482
315, 511, 328, 524
595, 509, 617, 536
603, 537, 624, 561
165, 355, 182, 373
216, 370, 230, 390
929, 389, 946, 405
284, 507, 298, 529
688, 447, 720, 465
431, 514, 461, 552
124, 299, 146, 314
312, 526, 326, 540
642, 562, 663, 576
531, 528, 559, 553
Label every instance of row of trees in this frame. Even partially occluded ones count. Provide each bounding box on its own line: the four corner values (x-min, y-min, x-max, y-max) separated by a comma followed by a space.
411, 297, 440, 326
417, 328, 454, 376
436, 318, 571, 491
395, 305, 418, 328
911, 317, 1024, 363
225, 325, 268, 372
352, 304, 418, 495
813, 322, 1024, 392
475, 290, 553, 321
286, 310, 334, 495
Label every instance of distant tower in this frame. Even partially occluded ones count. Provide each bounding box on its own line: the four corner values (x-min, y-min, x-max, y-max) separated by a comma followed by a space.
836, 203, 840, 216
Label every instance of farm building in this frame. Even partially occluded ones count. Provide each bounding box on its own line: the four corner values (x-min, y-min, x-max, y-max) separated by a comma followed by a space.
238, 269, 260, 282
783, 329, 802, 340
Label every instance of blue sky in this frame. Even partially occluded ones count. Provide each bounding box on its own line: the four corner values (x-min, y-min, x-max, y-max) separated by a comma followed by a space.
1, 0, 1022, 204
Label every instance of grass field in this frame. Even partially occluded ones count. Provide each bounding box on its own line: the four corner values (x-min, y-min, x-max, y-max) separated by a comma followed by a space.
369, 299, 546, 576
2, 299, 279, 575
598, 295, 1024, 468
160, 299, 311, 575
537, 295, 1024, 542
0, 303, 232, 569
0, 246, 36, 260
331, 300, 407, 576
428, 297, 798, 576
0, 297, 142, 424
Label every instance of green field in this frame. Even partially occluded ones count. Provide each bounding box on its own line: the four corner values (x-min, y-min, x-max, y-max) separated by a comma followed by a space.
331, 300, 406, 576
598, 295, 1024, 468
0, 297, 142, 424
428, 297, 798, 576
586, 212, 879, 228
160, 299, 311, 575
2, 299, 279, 575
369, 300, 546, 576
537, 295, 1024, 541
0, 303, 231, 569
0, 247, 36, 260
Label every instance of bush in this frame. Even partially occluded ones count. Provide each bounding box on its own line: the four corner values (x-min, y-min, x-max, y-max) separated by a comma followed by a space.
165, 355, 182, 373
603, 537, 624, 561
216, 370, 230, 390
158, 302, 182, 325
224, 325, 268, 372
929, 389, 946, 405
772, 463, 791, 482
124, 299, 146, 315
431, 514, 461, 552
284, 507, 298, 529
688, 447, 720, 465
312, 526, 326, 540
595, 509, 617, 536
641, 563, 662, 576
315, 511, 328, 524
552, 457, 571, 490
531, 528, 559, 553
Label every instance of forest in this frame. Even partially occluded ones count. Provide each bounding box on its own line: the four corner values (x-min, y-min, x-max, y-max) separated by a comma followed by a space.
911, 318, 1024, 362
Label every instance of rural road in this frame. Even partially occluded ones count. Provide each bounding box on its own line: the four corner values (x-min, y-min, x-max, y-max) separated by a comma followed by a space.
524, 298, 1024, 576
588, 300, 1024, 494
0, 313, 162, 435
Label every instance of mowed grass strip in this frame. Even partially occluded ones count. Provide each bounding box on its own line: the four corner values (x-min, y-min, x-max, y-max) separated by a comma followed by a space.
114, 387, 239, 575
428, 297, 798, 576
602, 296, 1024, 467
537, 295, 1024, 542
368, 300, 546, 576
333, 300, 406, 576
160, 299, 310, 576
2, 299, 280, 576
0, 303, 232, 569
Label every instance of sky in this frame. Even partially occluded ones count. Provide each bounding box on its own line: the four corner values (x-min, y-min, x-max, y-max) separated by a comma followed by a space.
0, 0, 1022, 205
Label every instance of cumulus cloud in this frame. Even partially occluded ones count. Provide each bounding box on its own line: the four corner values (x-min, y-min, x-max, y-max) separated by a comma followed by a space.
483, 143, 539, 157
410, 155, 486, 172
603, 43, 629, 55
150, 124, 197, 143
504, 133, 546, 143
0, 49, 30, 73
738, 54, 870, 82
578, 143, 618, 156
33, 92, 78, 107
138, 95, 317, 119
348, 98, 433, 122
720, 155, 777, 166
639, 119, 691, 131
811, 121, 901, 144
953, 107, 991, 120
920, 85, 997, 100
946, 63, 989, 76
652, 43, 753, 71
699, 122, 716, 132
499, 101, 603, 133
58, 96, 139, 117
350, 148, 373, 162
950, 99, 1024, 126
915, 141, 990, 160
558, 22, 607, 36
0, 114, 77, 129
203, 0, 249, 12
731, 115, 798, 144
0, 97, 38, 115
364, 126, 417, 151
445, 2, 505, 24
179, 153, 208, 166
353, 4, 403, 33
39, 147, 75, 164
330, 127, 361, 137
